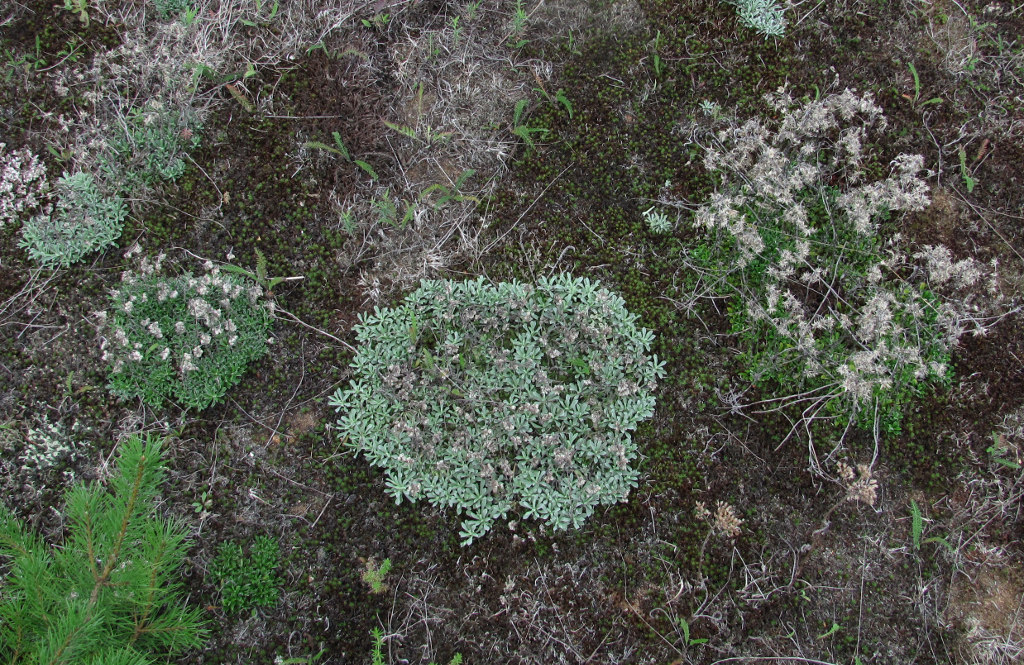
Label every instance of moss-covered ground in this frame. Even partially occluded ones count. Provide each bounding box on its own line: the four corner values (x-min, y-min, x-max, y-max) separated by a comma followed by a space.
2, 0, 1023, 663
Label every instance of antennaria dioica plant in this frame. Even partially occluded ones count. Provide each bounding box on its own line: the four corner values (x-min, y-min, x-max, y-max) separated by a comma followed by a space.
722, 0, 787, 38
99, 253, 273, 410
18, 171, 127, 268
664, 87, 1001, 464
330, 275, 666, 545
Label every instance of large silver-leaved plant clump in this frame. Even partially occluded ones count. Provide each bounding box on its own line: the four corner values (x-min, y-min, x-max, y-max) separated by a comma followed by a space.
330, 275, 666, 545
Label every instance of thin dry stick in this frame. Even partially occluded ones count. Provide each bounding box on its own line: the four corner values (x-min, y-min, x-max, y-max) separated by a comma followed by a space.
274, 306, 356, 352
479, 164, 572, 256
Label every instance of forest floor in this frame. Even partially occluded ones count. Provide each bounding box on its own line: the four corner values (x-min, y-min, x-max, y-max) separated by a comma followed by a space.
2, 0, 1023, 663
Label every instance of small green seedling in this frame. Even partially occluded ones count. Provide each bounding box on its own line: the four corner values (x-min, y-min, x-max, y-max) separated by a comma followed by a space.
192, 490, 213, 516
959, 146, 977, 193
678, 617, 708, 646
817, 622, 841, 639
361, 557, 392, 594
905, 62, 943, 108
987, 432, 1020, 469
512, 99, 548, 149
240, 0, 278, 26
220, 248, 303, 292
508, 0, 528, 47
303, 131, 351, 160
651, 30, 665, 78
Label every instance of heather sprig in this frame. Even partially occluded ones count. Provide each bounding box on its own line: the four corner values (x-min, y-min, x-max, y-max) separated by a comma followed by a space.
100, 254, 273, 410
330, 275, 665, 545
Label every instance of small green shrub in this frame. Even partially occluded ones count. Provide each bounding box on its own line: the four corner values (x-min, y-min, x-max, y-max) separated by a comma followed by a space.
210, 535, 282, 614
0, 434, 208, 664
100, 254, 273, 410
18, 171, 126, 267
329, 275, 666, 545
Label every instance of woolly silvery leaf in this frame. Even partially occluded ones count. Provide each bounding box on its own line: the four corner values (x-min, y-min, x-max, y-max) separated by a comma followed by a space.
330, 275, 665, 545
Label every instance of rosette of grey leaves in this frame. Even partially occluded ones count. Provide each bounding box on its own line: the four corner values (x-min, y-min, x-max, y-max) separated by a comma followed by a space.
723, 0, 786, 38
330, 275, 666, 545
19, 172, 126, 268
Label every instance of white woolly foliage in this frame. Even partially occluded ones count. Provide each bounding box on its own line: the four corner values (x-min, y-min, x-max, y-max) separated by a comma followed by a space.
18, 172, 126, 268
723, 0, 787, 38
330, 275, 666, 545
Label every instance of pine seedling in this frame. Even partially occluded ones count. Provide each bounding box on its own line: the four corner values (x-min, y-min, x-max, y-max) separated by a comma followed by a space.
0, 435, 208, 664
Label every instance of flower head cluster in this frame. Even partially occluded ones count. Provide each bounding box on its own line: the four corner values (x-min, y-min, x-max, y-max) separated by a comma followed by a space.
695, 500, 744, 538
330, 275, 666, 545
100, 257, 272, 410
686, 88, 996, 436
837, 462, 878, 506
1, 143, 51, 229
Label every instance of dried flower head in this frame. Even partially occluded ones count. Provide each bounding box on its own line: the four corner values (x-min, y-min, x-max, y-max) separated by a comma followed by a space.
837, 462, 879, 506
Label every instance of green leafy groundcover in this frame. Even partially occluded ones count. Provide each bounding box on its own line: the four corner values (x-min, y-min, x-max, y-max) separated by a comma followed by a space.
104, 261, 272, 411
210, 535, 282, 614
330, 275, 666, 545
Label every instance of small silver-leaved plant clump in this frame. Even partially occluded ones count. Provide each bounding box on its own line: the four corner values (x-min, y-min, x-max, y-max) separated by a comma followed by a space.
1, 143, 51, 230
687, 87, 999, 446
20, 417, 78, 475
643, 206, 673, 234
722, 0, 787, 38
98, 252, 273, 410
330, 275, 666, 545
19, 171, 127, 268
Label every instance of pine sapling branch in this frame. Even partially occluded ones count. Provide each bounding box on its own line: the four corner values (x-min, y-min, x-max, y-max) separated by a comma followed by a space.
90, 451, 147, 607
